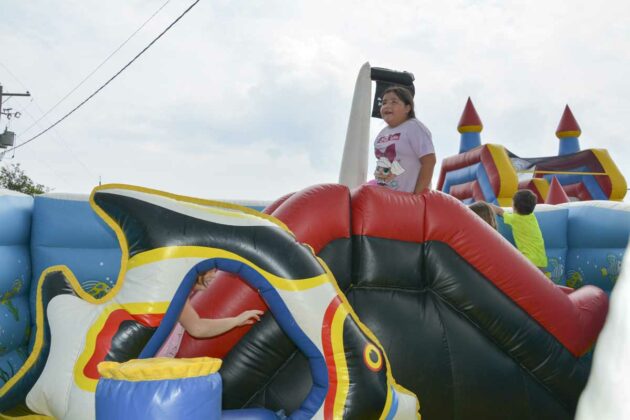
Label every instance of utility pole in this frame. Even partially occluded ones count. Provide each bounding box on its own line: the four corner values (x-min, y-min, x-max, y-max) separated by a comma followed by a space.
0, 83, 31, 152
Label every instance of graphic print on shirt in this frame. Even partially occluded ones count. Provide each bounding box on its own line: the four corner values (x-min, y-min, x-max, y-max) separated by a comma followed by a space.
374, 136, 405, 189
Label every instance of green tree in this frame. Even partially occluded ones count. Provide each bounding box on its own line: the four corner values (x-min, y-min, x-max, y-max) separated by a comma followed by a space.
0, 163, 50, 195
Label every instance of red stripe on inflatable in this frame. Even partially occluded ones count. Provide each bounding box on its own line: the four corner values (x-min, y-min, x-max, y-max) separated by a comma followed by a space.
480, 147, 501, 197
449, 181, 475, 201
533, 150, 612, 197
131, 313, 163, 328
420, 189, 607, 356
351, 186, 424, 242
587, 152, 612, 197
263, 192, 295, 215
472, 180, 484, 202
437, 148, 483, 190
322, 297, 342, 419
563, 183, 592, 201
271, 184, 351, 254
84, 309, 145, 379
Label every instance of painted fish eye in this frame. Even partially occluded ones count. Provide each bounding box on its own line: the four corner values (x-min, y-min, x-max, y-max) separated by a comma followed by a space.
363, 343, 383, 372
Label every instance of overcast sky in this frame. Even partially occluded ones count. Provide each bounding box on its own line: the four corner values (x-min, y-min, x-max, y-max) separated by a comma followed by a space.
1, 0, 628, 201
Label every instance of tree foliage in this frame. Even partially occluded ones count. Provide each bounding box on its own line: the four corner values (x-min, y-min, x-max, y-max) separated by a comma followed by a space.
0, 163, 50, 195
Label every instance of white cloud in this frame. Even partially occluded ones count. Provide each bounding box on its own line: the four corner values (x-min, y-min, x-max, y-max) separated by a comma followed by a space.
0, 0, 627, 201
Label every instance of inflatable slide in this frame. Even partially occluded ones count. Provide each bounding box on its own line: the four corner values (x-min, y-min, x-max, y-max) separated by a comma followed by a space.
177, 184, 610, 419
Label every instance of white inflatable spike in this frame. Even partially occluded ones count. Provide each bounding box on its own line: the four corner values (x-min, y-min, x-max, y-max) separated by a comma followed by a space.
338, 62, 372, 189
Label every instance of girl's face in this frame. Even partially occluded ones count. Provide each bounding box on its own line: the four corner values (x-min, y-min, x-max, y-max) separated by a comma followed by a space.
195, 268, 217, 291
380, 92, 411, 127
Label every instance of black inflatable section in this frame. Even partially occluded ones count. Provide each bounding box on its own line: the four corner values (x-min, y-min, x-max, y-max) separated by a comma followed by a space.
215, 187, 606, 420
348, 238, 586, 419
93, 193, 325, 279
218, 192, 593, 419
219, 240, 353, 411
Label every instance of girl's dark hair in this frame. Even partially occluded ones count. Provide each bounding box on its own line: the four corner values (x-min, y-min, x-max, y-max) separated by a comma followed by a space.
512, 189, 538, 215
196, 269, 214, 285
469, 201, 497, 230
382, 86, 416, 119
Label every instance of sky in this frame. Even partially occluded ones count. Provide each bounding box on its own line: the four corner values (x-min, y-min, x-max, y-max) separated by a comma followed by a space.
1, 0, 628, 201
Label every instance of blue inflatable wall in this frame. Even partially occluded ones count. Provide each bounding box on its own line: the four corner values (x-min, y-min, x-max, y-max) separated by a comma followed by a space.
30, 194, 122, 303
497, 201, 629, 294
0, 191, 33, 409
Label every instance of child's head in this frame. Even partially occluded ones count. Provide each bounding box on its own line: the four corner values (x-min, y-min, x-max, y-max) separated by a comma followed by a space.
380, 86, 415, 127
512, 189, 537, 215
194, 268, 217, 291
469, 201, 497, 230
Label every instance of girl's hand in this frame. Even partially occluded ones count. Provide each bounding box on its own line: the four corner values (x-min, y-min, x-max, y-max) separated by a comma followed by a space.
235, 309, 264, 326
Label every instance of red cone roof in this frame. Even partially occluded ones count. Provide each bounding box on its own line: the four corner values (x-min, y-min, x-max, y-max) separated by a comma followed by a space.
457, 97, 483, 133
556, 105, 581, 138
545, 176, 570, 204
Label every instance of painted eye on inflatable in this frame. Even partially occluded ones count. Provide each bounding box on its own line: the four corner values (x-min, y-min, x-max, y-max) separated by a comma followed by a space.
363, 343, 383, 372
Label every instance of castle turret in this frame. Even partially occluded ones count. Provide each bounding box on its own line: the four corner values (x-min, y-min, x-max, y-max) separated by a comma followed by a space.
556, 105, 581, 155
458, 97, 483, 153
545, 176, 570, 204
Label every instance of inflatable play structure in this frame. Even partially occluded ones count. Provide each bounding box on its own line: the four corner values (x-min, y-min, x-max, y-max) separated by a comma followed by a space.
437, 99, 627, 205
0, 183, 625, 419
0, 63, 626, 419
0, 185, 418, 419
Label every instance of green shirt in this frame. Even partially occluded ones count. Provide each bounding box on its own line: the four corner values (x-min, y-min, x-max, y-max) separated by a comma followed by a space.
503, 212, 548, 268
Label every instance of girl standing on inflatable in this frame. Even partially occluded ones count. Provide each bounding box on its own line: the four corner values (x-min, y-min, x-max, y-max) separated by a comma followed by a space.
373, 86, 436, 194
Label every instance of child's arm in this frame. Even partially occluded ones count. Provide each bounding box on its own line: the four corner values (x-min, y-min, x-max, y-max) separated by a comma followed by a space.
488, 203, 505, 216
179, 301, 263, 339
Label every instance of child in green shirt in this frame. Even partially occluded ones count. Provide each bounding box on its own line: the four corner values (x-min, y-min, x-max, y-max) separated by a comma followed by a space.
490, 190, 548, 269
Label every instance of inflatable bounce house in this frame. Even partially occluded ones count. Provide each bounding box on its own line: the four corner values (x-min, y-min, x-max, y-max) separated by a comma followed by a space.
0, 63, 625, 419
0, 182, 615, 420
434, 98, 629, 295
437, 98, 627, 205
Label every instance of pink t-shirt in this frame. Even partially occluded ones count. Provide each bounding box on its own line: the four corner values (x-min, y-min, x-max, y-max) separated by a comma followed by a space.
155, 322, 185, 358
156, 290, 201, 358
373, 118, 434, 193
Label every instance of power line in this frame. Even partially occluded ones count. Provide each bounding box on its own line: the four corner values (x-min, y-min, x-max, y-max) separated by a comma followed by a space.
1, 64, 94, 177
18, 0, 172, 138
6, 0, 200, 154
21, 106, 98, 179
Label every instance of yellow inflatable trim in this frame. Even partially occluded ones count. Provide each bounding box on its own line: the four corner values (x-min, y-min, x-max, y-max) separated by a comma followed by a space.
98, 357, 222, 382
458, 125, 482, 133
486, 144, 518, 207
556, 130, 581, 138
591, 149, 627, 201
530, 178, 550, 201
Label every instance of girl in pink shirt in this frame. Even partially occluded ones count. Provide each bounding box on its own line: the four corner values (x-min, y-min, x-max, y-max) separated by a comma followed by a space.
373, 86, 436, 194
156, 269, 263, 357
